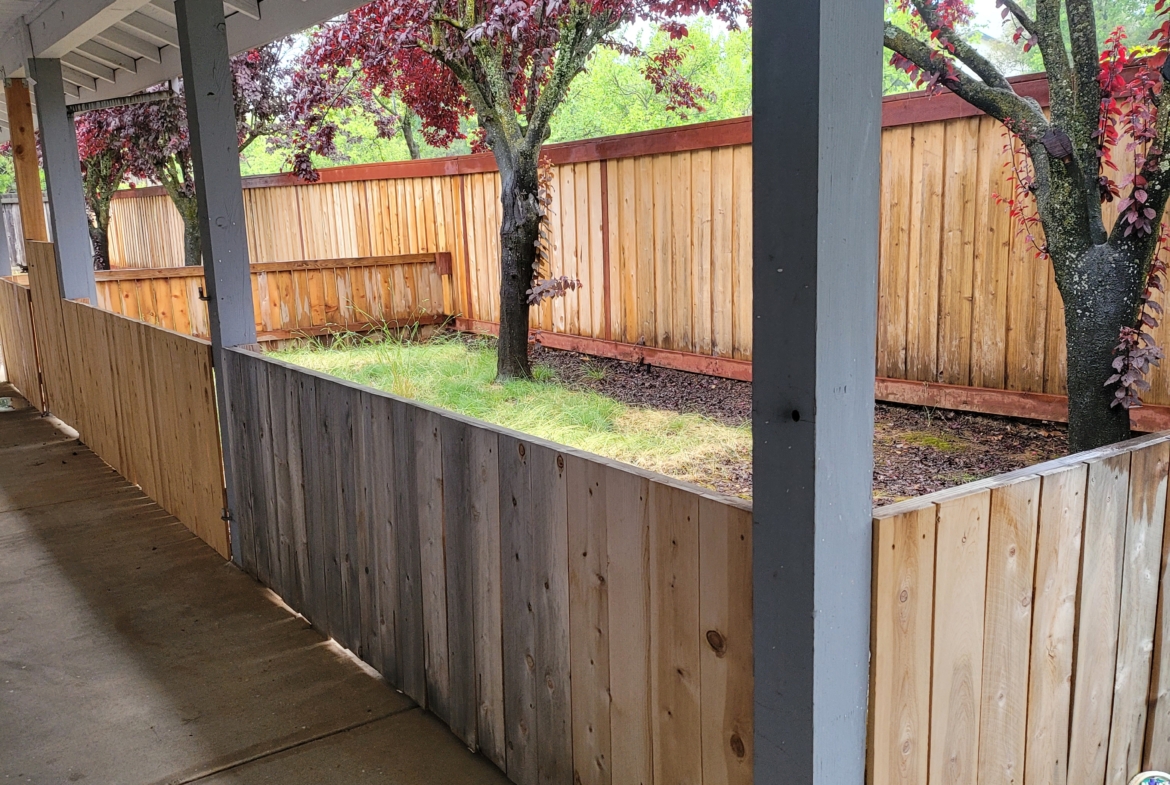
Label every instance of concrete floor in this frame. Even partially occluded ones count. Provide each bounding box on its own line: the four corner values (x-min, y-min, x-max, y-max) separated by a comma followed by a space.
0, 387, 509, 784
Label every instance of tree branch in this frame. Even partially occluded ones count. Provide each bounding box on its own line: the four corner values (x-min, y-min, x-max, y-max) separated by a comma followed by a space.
1063, 0, 1106, 240
525, 8, 619, 147
883, 22, 1047, 134
996, 0, 1036, 38
1032, 0, 1073, 128
910, 0, 1013, 91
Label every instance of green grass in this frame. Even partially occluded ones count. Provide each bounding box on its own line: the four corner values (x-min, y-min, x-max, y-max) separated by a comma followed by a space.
274, 332, 751, 495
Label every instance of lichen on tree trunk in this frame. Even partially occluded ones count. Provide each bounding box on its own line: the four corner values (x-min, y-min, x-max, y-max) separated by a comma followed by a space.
1057, 242, 1147, 451
176, 196, 201, 267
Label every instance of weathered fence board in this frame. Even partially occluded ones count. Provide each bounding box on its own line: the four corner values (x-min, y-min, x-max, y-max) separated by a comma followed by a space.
224, 347, 753, 785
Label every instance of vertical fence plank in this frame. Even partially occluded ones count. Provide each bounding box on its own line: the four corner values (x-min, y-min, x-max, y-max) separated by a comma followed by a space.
929, 491, 991, 785
650, 480, 702, 784
250, 355, 278, 590
878, 125, 911, 379
1106, 442, 1170, 785
605, 467, 652, 785
869, 505, 936, 785
337, 382, 364, 656
1024, 464, 1088, 785
977, 477, 1040, 785
352, 389, 380, 667
297, 369, 328, 631
415, 407, 451, 724
568, 455, 612, 785
1068, 453, 1132, 785
393, 398, 427, 706
470, 426, 506, 770
368, 392, 399, 684
274, 363, 307, 612
699, 496, 753, 785
443, 416, 478, 747
228, 350, 258, 574
530, 443, 572, 785
317, 377, 345, 646
500, 433, 537, 785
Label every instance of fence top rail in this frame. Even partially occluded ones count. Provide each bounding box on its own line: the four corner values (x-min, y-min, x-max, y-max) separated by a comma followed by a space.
230, 345, 755, 513
96, 253, 441, 280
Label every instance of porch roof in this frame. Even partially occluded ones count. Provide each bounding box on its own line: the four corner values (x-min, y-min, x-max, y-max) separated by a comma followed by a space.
0, 0, 366, 140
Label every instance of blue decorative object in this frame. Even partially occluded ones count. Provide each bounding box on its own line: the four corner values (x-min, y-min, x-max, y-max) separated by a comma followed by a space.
1128, 772, 1170, 785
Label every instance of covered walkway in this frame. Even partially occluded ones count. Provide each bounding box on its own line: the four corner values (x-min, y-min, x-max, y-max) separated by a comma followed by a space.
0, 385, 506, 784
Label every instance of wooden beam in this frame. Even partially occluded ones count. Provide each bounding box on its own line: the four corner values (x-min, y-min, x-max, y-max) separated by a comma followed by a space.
223, 0, 261, 20
94, 253, 443, 280
4, 79, 47, 244
874, 378, 1170, 434
23, 0, 156, 59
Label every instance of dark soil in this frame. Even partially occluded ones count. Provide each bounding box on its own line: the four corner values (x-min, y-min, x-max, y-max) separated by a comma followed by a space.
524, 339, 1070, 503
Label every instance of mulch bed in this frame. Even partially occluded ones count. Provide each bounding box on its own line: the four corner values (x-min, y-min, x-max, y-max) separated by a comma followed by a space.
524, 340, 1070, 503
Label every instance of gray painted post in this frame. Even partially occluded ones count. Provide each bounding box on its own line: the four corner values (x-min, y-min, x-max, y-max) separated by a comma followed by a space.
0, 213, 11, 276
174, 0, 257, 563
28, 58, 96, 304
751, 1, 883, 783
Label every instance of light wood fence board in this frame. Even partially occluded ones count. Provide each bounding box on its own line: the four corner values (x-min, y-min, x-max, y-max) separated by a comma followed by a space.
567, 454, 612, 785
869, 505, 936, 785
605, 467, 654, 785
698, 496, 753, 785
976, 477, 1040, 785
1023, 464, 1087, 785
1105, 442, 1170, 785
650, 479, 703, 784
928, 491, 990, 785
1067, 453, 1132, 785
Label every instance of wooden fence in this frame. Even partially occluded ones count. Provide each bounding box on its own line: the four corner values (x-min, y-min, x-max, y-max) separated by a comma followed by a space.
11, 241, 228, 556
870, 430, 1170, 785
223, 346, 753, 785
104, 76, 1170, 417
89, 254, 448, 342
0, 278, 40, 409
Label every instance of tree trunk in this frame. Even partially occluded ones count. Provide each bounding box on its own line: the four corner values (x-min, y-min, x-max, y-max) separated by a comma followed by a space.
496, 151, 541, 380
89, 222, 110, 271
177, 198, 201, 267
1059, 242, 1145, 453
401, 111, 421, 161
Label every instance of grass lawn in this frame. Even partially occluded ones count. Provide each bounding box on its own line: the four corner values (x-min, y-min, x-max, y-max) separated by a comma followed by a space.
275, 333, 752, 496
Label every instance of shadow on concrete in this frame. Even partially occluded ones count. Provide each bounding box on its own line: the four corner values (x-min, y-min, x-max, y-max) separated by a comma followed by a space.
0, 387, 508, 784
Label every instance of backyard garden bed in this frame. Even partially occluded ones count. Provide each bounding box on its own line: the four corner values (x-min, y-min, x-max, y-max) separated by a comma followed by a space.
276, 331, 1069, 503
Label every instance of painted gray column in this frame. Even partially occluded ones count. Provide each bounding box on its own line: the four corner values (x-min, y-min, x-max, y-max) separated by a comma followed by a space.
0, 213, 12, 276
28, 58, 96, 303
751, 0, 882, 783
175, 0, 257, 563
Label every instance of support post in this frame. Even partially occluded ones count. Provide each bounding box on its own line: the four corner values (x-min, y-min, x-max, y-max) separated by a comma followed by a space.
751, 1, 882, 783
3, 78, 48, 245
0, 212, 12, 276
29, 58, 96, 303
174, 0, 257, 565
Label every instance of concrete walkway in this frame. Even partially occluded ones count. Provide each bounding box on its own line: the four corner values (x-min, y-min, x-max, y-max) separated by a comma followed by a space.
0, 387, 509, 784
